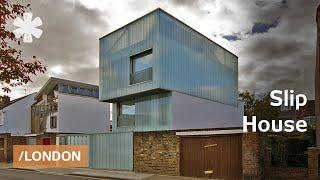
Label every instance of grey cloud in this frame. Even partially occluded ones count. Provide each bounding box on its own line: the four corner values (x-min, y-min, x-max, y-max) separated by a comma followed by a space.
169, 0, 212, 15
129, 0, 317, 100
170, 0, 202, 7
13, 0, 108, 90
236, 0, 319, 98
8, 0, 319, 101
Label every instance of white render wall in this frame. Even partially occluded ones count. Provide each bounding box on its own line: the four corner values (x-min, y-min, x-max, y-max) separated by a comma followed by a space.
53, 93, 110, 133
0, 93, 36, 136
172, 92, 244, 130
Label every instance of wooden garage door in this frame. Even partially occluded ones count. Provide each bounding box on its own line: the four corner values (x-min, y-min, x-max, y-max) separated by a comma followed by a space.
181, 134, 242, 179
0, 138, 5, 162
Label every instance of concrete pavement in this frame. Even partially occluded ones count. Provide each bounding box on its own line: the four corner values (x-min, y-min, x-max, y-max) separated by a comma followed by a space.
38, 168, 207, 180
0, 168, 104, 180
0, 163, 212, 180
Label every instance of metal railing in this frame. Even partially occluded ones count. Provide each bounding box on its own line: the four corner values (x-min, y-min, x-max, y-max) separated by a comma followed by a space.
117, 114, 135, 127
32, 102, 58, 116
130, 67, 152, 84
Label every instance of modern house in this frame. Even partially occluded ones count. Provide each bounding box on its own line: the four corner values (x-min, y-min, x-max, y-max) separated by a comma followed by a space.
99, 8, 243, 133
29, 77, 110, 145
96, 8, 248, 178
0, 93, 36, 162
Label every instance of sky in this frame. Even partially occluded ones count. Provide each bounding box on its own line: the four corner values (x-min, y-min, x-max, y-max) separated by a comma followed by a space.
4, 0, 319, 100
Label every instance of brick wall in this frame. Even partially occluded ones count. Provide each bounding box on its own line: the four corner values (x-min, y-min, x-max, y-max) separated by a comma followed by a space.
7, 136, 27, 162
308, 147, 320, 179
265, 167, 307, 179
134, 131, 180, 176
242, 132, 263, 179
0, 133, 26, 162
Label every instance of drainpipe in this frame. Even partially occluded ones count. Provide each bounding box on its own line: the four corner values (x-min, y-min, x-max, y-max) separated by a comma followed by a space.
316, 4, 320, 147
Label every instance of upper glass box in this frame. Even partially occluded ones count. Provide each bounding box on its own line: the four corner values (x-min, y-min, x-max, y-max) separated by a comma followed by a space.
99, 8, 238, 106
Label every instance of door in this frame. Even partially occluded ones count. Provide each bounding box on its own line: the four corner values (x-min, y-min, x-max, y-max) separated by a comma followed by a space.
0, 138, 4, 162
42, 138, 51, 145
180, 134, 242, 179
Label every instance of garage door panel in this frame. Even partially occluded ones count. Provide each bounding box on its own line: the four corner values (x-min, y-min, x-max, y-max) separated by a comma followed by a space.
181, 137, 206, 177
181, 134, 242, 179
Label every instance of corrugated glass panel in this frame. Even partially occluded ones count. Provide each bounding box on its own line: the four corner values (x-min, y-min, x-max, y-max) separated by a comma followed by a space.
112, 92, 172, 132
65, 133, 133, 170
66, 135, 90, 145
158, 11, 238, 106
100, 9, 238, 106
89, 132, 133, 170
100, 11, 160, 101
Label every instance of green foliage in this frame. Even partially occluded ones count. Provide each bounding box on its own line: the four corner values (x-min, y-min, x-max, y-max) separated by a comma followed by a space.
239, 90, 279, 120
300, 126, 316, 147
266, 135, 288, 167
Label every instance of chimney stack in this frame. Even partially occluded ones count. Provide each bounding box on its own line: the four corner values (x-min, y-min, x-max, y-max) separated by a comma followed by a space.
316, 4, 320, 147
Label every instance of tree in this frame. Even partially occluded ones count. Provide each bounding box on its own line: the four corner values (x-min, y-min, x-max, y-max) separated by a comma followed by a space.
0, 95, 9, 108
239, 90, 279, 120
0, 0, 46, 101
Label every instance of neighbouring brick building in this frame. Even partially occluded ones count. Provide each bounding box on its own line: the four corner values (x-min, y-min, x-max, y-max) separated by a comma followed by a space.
279, 100, 316, 128
0, 133, 26, 163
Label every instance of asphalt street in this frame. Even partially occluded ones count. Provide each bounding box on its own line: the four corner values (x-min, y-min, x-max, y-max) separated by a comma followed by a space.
0, 169, 106, 180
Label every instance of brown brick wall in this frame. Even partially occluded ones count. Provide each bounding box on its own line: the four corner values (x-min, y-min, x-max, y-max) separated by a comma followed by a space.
308, 147, 320, 179
7, 136, 27, 162
0, 133, 26, 162
134, 131, 180, 176
265, 167, 307, 179
242, 132, 263, 180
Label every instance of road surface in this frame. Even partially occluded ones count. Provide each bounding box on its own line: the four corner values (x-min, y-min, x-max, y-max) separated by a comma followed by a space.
0, 168, 105, 180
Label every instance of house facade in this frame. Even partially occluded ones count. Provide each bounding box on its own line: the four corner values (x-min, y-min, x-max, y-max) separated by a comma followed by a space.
0, 93, 36, 162
100, 8, 243, 132
95, 9, 254, 179
0, 93, 36, 136
30, 77, 110, 145
279, 100, 316, 128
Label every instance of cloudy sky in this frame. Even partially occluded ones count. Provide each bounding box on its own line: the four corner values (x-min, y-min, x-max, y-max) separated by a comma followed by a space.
4, 0, 319, 100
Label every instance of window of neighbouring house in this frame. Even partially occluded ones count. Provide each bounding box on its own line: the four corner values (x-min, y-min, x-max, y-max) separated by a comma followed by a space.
118, 102, 135, 127
130, 49, 153, 84
0, 112, 4, 126
50, 116, 57, 128
61, 84, 69, 93
70, 86, 78, 94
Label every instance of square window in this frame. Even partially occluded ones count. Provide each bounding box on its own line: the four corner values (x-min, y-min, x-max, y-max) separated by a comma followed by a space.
120, 103, 135, 115
117, 102, 135, 127
130, 49, 153, 84
0, 112, 4, 126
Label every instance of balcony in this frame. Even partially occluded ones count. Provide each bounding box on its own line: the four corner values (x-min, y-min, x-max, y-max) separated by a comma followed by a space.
117, 114, 135, 127
32, 102, 58, 116
130, 67, 152, 85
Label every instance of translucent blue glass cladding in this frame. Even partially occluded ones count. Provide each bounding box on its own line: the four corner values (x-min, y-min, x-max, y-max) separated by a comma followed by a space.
99, 12, 160, 101
112, 92, 172, 132
158, 11, 238, 106
99, 9, 238, 106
